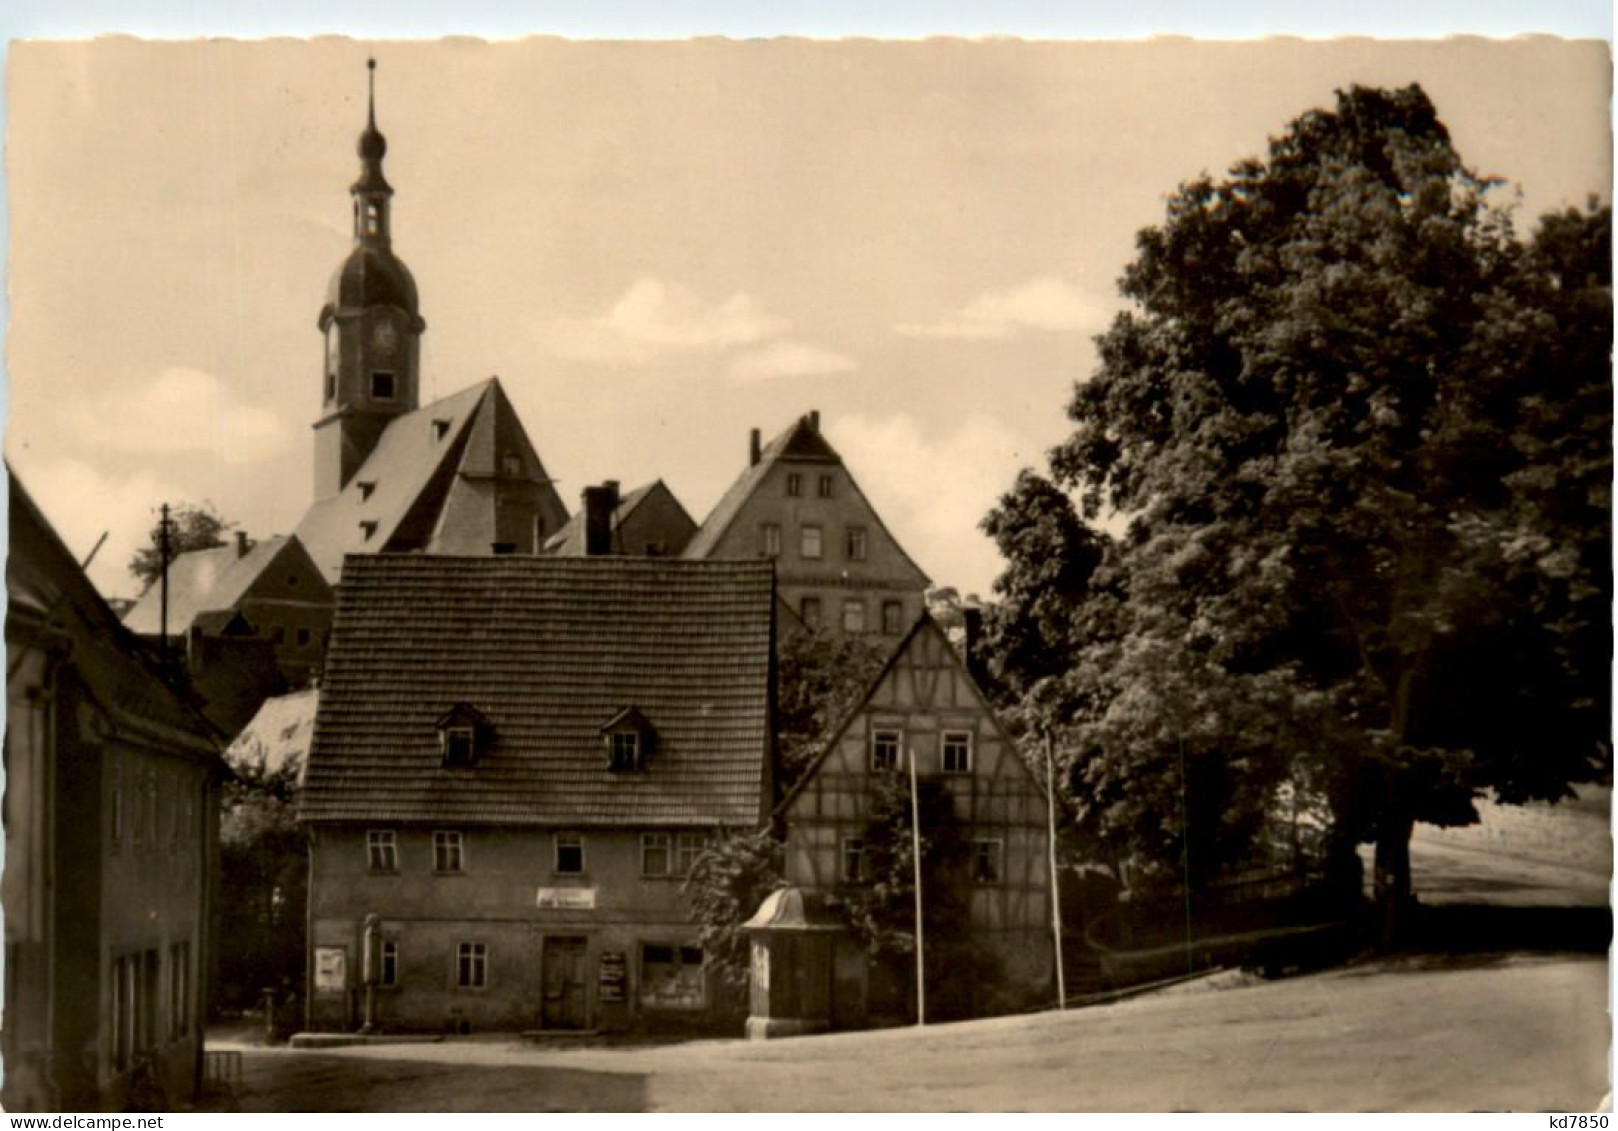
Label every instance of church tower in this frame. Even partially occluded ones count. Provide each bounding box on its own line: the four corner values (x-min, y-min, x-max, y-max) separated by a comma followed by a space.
313, 60, 426, 499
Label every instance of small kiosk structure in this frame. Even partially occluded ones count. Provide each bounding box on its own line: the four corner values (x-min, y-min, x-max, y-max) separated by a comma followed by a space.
743, 887, 859, 1039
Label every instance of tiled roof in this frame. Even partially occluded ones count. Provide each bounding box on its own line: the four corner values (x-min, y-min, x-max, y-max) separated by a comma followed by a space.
227, 688, 319, 784
292, 381, 490, 584
123, 535, 295, 636
8, 473, 220, 757
300, 555, 775, 827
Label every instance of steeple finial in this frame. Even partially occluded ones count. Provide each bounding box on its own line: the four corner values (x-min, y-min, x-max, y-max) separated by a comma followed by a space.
367, 57, 377, 130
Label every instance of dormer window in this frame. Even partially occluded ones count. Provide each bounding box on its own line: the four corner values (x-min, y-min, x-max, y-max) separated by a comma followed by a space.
601, 706, 656, 772
433, 419, 451, 441
501, 451, 522, 477
436, 703, 491, 768
611, 732, 640, 771
359, 520, 378, 541
358, 480, 377, 502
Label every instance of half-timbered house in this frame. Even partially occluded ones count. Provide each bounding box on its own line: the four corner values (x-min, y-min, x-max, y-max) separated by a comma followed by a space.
777, 613, 1053, 1021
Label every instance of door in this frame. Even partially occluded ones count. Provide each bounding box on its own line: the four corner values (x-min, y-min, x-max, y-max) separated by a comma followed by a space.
541, 936, 589, 1029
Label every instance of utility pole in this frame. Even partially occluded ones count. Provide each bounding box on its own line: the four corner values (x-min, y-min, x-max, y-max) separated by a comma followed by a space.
908, 743, 925, 1027
1045, 730, 1067, 1009
158, 503, 172, 669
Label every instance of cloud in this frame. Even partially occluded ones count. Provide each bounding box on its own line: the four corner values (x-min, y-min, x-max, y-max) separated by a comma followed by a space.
728, 341, 857, 382
830, 411, 1035, 600
540, 276, 789, 365
8, 455, 187, 600
896, 276, 1112, 341
64, 367, 291, 464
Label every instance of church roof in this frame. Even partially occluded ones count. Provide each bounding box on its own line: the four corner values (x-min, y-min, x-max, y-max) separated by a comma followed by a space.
300, 555, 776, 827
122, 534, 307, 637
293, 379, 498, 584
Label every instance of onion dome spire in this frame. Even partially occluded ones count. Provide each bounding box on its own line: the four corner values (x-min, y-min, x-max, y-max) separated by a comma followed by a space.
352, 58, 393, 239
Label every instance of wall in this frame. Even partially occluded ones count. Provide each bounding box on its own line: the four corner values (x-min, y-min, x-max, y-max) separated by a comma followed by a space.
705, 456, 928, 644
307, 825, 718, 1033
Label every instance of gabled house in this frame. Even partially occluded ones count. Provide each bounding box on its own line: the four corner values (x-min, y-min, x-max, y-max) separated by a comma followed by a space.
544, 479, 698, 558
122, 532, 333, 689
685, 411, 930, 643
299, 554, 776, 1034
5, 475, 222, 1111
776, 613, 1054, 1023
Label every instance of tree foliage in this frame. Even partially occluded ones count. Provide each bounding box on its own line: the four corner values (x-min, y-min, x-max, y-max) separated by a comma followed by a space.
982, 84, 1611, 928
217, 742, 307, 1009
682, 829, 784, 994
129, 502, 234, 589
775, 628, 887, 791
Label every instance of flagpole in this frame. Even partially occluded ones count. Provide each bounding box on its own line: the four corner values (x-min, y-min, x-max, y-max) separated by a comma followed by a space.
908, 743, 925, 1027
1046, 730, 1067, 1010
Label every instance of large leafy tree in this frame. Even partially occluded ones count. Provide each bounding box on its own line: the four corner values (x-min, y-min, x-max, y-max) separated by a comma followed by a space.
993, 85, 1609, 933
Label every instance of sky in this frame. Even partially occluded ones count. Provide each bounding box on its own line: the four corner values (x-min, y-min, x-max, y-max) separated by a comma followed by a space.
4, 36, 1611, 601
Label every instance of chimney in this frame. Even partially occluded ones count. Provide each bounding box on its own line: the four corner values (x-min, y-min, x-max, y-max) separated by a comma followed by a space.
583, 481, 621, 557
808, 410, 820, 433
961, 605, 986, 685
749, 428, 761, 467
236, 531, 250, 558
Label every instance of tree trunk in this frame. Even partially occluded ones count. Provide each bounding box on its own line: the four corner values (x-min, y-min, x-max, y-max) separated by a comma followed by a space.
1372, 808, 1415, 944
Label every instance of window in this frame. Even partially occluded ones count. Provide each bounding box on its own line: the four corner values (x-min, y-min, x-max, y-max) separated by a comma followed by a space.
640, 944, 706, 1010
840, 837, 865, 883
457, 942, 488, 989
846, 526, 868, 561
325, 371, 336, 402
800, 596, 822, 629
370, 370, 396, 400
972, 839, 1004, 885
942, 731, 973, 774
359, 520, 378, 541
871, 729, 902, 773
786, 473, 802, 497
761, 523, 782, 558
169, 942, 190, 1038
443, 727, 475, 767
501, 451, 522, 477
380, 940, 399, 987
433, 419, 451, 441
611, 731, 641, 772
818, 475, 834, 499
366, 830, 398, 872
882, 599, 904, 636
433, 831, 465, 874
112, 957, 132, 1070
357, 480, 377, 501
842, 599, 866, 634
554, 834, 584, 875
641, 832, 672, 877
801, 525, 824, 560
675, 833, 707, 876
365, 203, 380, 235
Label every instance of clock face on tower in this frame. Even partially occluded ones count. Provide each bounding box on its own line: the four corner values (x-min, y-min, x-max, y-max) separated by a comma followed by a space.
372, 321, 398, 352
